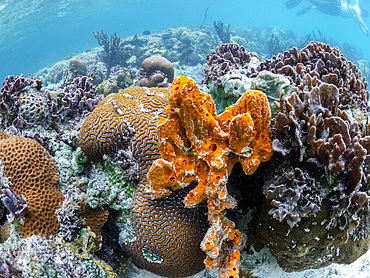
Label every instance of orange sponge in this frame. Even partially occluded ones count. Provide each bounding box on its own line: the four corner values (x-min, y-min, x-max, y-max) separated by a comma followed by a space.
147, 76, 272, 277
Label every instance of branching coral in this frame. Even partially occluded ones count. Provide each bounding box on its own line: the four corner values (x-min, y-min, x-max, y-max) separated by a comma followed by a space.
61, 75, 102, 120
147, 76, 272, 277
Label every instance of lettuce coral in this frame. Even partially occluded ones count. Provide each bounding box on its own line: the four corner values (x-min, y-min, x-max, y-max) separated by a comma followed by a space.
147, 76, 272, 277
252, 42, 370, 272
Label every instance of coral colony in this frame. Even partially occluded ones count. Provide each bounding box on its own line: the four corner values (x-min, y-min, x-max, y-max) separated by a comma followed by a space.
0, 25, 369, 278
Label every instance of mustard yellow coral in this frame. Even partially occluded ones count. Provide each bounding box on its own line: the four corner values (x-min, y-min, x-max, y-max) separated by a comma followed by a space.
147, 76, 272, 278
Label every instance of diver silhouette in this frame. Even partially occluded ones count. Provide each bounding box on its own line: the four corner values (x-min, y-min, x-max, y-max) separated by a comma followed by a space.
285, 0, 369, 36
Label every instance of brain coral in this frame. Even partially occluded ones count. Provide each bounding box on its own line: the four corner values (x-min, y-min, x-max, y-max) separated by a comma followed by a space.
124, 183, 209, 278
147, 76, 272, 278
78, 86, 169, 181
0, 134, 64, 237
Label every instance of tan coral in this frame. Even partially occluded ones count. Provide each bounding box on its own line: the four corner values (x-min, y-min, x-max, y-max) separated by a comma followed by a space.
78, 87, 169, 181
0, 135, 64, 237
79, 203, 110, 248
147, 76, 272, 277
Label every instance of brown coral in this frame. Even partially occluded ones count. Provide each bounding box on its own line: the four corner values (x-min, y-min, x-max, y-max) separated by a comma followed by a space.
0, 135, 64, 237
124, 183, 209, 278
79, 203, 110, 248
139, 56, 174, 87
147, 76, 272, 277
78, 87, 169, 181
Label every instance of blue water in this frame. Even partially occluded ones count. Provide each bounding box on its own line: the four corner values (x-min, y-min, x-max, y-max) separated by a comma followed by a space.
1, 0, 370, 82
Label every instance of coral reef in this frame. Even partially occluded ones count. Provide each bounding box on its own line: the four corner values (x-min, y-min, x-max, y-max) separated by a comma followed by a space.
94, 30, 124, 76
0, 232, 113, 278
239, 42, 370, 272
124, 182, 209, 278
1, 188, 29, 224
138, 56, 174, 87
213, 21, 231, 43
0, 257, 20, 278
203, 43, 291, 113
0, 75, 51, 129
257, 41, 368, 113
147, 76, 272, 277
0, 134, 65, 238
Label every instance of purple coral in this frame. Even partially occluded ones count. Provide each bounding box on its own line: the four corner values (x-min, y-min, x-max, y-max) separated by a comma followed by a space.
0, 258, 21, 278
202, 43, 251, 87
257, 41, 369, 112
1, 188, 29, 224
61, 75, 102, 119
0, 75, 43, 127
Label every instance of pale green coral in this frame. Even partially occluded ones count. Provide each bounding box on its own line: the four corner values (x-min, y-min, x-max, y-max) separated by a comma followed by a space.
0, 232, 108, 278
86, 160, 135, 211
208, 70, 291, 114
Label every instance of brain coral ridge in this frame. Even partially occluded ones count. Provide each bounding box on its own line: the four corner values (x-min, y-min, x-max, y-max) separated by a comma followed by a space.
0, 133, 64, 237
124, 183, 209, 278
147, 76, 272, 277
78, 86, 169, 182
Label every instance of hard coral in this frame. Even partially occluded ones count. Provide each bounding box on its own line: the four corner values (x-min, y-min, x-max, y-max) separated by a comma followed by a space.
254, 42, 370, 271
61, 75, 101, 120
124, 183, 209, 278
0, 74, 51, 129
147, 76, 272, 277
78, 86, 169, 181
257, 41, 368, 113
203, 43, 251, 88
139, 56, 174, 87
0, 134, 64, 237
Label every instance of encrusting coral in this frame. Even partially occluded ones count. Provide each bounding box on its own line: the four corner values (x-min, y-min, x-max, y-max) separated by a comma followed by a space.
147, 76, 272, 277
0, 133, 64, 237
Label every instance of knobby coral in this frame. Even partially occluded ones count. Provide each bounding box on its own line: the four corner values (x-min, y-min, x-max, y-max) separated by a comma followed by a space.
139, 56, 174, 87
147, 76, 272, 277
0, 133, 64, 237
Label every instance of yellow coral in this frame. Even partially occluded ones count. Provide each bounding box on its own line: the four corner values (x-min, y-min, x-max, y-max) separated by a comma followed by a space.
147, 76, 272, 277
